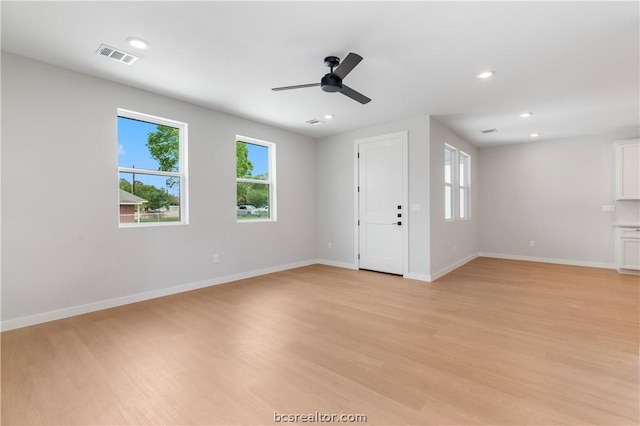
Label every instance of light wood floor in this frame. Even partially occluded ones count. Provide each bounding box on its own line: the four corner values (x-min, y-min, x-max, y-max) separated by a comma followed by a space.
2, 258, 638, 425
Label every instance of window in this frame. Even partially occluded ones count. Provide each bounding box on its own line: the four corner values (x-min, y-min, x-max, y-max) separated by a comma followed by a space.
459, 151, 470, 219
236, 136, 276, 221
444, 144, 455, 220
117, 109, 188, 226
444, 144, 471, 221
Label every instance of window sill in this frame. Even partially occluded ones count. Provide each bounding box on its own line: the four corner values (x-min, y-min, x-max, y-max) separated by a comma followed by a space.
119, 221, 187, 228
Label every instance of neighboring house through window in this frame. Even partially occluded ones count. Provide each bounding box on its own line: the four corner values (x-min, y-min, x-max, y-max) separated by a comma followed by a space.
119, 189, 147, 223
117, 109, 188, 226
236, 136, 276, 221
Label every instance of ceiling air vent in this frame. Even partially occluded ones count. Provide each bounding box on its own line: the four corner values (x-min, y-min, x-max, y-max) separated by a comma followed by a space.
96, 44, 138, 65
305, 119, 324, 126
481, 128, 498, 134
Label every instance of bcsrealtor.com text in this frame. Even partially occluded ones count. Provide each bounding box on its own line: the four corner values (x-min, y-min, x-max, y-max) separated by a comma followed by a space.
274, 411, 367, 423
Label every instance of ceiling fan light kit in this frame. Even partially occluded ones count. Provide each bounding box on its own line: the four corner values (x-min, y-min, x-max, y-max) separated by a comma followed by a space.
272, 53, 371, 104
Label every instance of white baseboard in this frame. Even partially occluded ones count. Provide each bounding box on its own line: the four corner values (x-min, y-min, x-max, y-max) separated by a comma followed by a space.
1, 259, 317, 332
403, 272, 431, 282
5, 253, 616, 332
478, 252, 616, 270
429, 253, 479, 281
317, 259, 433, 282
616, 268, 640, 276
315, 259, 358, 270
316, 259, 472, 283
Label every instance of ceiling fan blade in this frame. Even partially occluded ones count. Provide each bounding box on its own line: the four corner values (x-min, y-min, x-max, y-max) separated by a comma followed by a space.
340, 84, 371, 104
333, 53, 363, 80
271, 83, 320, 91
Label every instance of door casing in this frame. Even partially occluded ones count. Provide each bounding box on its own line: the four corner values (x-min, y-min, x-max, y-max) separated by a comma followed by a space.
353, 131, 409, 275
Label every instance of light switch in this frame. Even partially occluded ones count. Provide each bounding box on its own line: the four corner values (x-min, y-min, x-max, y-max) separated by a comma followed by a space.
602, 205, 615, 212
410, 204, 421, 212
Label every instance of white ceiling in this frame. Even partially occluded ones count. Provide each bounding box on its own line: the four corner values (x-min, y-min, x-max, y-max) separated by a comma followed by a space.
2, 1, 638, 146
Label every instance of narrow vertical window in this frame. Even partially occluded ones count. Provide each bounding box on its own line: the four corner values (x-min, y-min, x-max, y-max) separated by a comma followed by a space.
117, 109, 188, 226
444, 144, 456, 220
459, 151, 470, 219
236, 136, 276, 221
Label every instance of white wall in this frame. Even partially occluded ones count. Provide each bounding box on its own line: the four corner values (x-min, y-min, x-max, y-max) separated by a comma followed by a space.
429, 118, 479, 279
316, 116, 431, 278
3, 51, 632, 330
478, 135, 630, 267
1, 53, 317, 327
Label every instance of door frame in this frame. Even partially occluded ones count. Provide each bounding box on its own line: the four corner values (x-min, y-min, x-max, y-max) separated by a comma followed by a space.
353, 131, 409, 275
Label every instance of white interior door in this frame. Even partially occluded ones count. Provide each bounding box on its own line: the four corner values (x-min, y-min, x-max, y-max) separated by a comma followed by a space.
356, 132, 406, 275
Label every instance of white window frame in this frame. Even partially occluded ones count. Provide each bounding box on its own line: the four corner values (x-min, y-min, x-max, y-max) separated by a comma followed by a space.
444, 144, 456, 221
236, 135, 276, 223
117, 108, 188, 227
459, 151, 471, 220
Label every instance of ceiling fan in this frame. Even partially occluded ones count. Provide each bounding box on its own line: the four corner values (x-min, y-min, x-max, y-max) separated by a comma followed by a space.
272, 53, 371, 104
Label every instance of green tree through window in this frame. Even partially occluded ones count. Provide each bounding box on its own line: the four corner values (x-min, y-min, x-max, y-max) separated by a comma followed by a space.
236, 138, 274, 220
118, 109, 187, 226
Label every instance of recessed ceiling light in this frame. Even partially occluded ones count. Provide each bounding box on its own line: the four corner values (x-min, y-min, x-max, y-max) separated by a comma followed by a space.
520, 112, 533, 118
476, 71, 494, 79
126, 37, 150, 50
530, 133, 540, 137
324, 114, 334, 120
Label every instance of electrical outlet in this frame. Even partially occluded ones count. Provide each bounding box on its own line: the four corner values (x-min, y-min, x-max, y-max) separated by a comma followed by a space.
213, 254, 219, 263
529, 241, 536, 247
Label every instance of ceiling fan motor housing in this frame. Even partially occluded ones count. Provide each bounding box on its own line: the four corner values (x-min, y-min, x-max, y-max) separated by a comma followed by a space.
321, 73, 342, 92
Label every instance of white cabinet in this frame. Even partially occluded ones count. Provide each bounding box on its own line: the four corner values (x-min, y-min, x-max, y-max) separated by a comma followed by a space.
616, 226, 640, 273
615, 139, 640, 200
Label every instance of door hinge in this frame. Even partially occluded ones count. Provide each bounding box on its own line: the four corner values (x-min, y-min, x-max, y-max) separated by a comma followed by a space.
357, 253, 360, 260
357, 152, 360, 159
357, 186, 360, 192
358, 219, 360, 226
